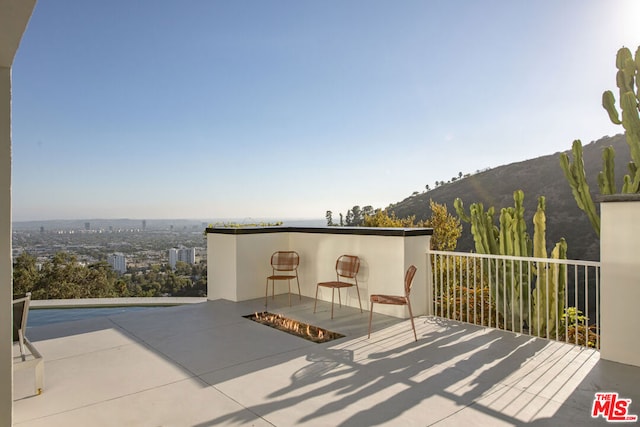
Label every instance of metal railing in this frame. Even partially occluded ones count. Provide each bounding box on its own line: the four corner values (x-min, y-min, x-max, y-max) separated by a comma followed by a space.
428, 251, 601, 348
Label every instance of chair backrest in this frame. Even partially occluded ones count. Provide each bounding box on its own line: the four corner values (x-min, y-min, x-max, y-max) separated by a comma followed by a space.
336, 255, 360, 279
271, 251, 299, 272
13, 292, 31, 343
404, 265, 417, 296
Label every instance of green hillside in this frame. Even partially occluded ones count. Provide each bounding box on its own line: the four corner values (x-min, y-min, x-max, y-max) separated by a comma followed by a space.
387, 134, 629, 261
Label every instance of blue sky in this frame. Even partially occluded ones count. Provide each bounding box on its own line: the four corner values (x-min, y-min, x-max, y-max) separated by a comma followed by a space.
11, 1, 640, 221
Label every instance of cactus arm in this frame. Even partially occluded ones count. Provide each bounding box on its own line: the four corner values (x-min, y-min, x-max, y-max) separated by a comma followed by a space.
600, 146, 617, 194
622, 174, 633, 193
620, 91, 640, 167
559, 140, 601, 236
513, 190, 527, 257
629, 163, 640, 193
499, 208, 512, 256
636, 46, 640, 99
467, 203, 493, 255
547, 238, 568, 338
485, 207, 499, 254
597, 172, 606, 194
533, 196, 547, 259
603, 91, 622, 125
616, 46, 633, 69
454, 198, 470, 223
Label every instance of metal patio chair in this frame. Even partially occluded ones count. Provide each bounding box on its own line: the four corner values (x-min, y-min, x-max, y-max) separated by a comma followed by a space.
368, 265, 418, 341
13, 292, 44, 395
265, 251, 301, 307
314, 254, 363, 319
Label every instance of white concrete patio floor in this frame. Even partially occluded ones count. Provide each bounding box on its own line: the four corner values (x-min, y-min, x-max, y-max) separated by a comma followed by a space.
12, 296, 640, 426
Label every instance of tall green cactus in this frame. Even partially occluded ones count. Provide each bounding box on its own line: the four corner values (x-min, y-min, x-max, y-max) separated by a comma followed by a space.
529, 196, 567, 337
561, 45, 640, 236
455, 191, 567, 337
603, 45, 640, 193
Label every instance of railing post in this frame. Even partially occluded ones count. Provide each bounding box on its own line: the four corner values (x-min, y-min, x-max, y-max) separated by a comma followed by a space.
425, 248, 434, 316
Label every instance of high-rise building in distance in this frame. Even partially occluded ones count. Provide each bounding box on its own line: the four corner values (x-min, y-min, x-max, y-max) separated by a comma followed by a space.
107, 253, 127, 274
168, 247, 196, 269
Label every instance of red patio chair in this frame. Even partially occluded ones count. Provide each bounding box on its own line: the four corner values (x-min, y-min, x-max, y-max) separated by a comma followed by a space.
368, 265, 418, 341
265, 251, 301, 307
314, 255, 363, 319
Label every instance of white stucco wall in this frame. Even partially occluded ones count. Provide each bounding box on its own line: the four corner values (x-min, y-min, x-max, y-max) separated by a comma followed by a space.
235, 232, 289, 301
206, 228, 431, 318
600, 199, 640, 367
207, 234, 237, 301
208, 231, 290, 301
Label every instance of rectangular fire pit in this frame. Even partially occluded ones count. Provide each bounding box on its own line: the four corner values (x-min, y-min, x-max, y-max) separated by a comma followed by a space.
244, 312, 345, 343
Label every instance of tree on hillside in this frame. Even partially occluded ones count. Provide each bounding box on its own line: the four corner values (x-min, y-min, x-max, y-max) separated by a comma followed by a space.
362, 205, 374, 218
362, 200, 461, 251
29, 252, 118, 299
12, 252, 40, 295
424, 200, 462, 251
345, 205, 364, 226
363, 209, 420, 228
326, 210, 334, 226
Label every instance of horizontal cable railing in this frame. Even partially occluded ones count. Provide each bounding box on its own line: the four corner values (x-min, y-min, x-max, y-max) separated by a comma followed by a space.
428, 251, 600, 348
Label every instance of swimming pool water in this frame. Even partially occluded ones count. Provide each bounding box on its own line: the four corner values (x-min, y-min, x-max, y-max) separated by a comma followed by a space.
27, 306, 164, 327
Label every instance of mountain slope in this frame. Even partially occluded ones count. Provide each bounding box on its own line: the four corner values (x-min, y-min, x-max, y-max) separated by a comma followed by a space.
388, 134, 629, 261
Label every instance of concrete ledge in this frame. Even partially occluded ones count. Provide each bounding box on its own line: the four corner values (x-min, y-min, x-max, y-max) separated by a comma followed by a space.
597, 194, 640, 203
206, 226, 433, 236
30, 297, 207, 309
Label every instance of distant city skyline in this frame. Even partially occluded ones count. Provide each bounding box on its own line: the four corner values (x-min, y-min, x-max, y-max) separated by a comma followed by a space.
11, 1, 640, 221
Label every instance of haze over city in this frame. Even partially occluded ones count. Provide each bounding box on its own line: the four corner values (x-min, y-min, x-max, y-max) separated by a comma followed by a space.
11, 1, 640, 222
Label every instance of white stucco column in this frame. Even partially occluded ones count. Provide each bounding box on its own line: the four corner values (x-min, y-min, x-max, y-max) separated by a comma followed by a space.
600, 196, 640, 367
0, 62, 13, 427
1, 1, 37, 423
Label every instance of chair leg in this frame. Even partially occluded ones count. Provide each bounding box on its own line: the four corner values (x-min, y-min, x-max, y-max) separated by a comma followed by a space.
407, 300, 417, 342
18, 330, 26, 361
34, 358, 44, 395
368, 302, 374, 338
288, 279, 291, 307
331, 288, 335, 319
265, 279, 269, 307
337, 288, 342, 307
313, 285, 320, 313
354, 285, 363, 313
296, 276, 301, 301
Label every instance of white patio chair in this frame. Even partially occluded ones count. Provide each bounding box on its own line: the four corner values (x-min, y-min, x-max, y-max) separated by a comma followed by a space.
13, 292, 44, 395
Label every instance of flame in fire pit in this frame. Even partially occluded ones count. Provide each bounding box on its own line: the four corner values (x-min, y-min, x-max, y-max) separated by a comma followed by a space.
244, 312, 344, 343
